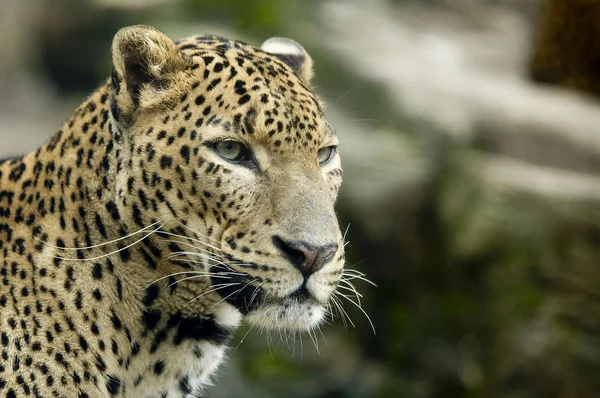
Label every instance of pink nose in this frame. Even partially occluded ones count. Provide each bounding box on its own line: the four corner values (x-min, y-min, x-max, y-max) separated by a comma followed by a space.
273, 236, 338, 277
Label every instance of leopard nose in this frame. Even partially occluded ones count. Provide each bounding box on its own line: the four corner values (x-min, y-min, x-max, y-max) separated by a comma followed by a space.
273, 236, 338, 277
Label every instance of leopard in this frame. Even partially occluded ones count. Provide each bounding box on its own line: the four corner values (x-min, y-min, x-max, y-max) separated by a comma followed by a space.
0, 25, 347, 397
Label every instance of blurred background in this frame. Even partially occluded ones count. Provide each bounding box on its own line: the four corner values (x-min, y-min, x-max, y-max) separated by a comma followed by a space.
2, 0, 600, 397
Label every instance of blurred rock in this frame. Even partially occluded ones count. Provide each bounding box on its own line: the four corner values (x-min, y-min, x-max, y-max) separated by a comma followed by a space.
530, 0, 600, 97
300, 0, 600, 396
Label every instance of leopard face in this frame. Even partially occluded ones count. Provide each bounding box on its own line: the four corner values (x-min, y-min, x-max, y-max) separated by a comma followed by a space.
111, 26, 344, 332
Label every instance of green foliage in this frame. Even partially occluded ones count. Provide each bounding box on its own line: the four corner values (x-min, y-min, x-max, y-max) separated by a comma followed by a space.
182, 0, 301, 36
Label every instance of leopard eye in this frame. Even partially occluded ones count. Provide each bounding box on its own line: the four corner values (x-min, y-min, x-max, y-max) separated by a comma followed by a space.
317, 146, 336, 166
215, 141, 248, 162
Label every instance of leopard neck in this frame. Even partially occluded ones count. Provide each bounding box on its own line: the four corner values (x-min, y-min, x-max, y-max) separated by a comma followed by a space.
0, 81, 240, 395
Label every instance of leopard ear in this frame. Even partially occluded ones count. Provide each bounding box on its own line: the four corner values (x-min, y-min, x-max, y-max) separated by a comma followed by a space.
261, 37, 314, 83
111, 25, 189, 122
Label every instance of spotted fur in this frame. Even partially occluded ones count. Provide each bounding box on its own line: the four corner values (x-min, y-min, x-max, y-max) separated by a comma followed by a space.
0, 25, 345, 397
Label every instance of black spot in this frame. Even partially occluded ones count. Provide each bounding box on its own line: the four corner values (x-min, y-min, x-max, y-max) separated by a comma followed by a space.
179, 376, 191, 394
238, 94, 251, 105
95, 354, 107, 372
210, 264, 262, 314
106, 375, 121, 396
92, 263, 103, 280
132, 203, 143, 227
207, 78, 222, 91
119, 246, 131, 262
234, 80, 247, 95
8, 163, 26, 182
110, 312, 123, 330
79, 335, 89, 351
111, 339, 119, 355
150, 330, 168, 353
116, 278, 123, 301
142, 309, 162, 330
160, 156, 173, 169
105, 201, 120, 221
153, 360, 165, 375
95, 213, 107, 239
168, 312, 232, 345
180, 145, 190, 164
131, 342, 140, 356
143, 285, 160, 308
75, 291, 83, 309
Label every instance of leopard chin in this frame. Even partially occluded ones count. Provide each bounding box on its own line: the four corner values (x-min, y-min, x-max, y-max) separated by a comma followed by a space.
208, 270, 334, 331
245, 300, 326, 331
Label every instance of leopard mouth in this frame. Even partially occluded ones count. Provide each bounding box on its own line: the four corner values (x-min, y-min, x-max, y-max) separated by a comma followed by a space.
207, 265, 261, 315
208, 264, 324, 319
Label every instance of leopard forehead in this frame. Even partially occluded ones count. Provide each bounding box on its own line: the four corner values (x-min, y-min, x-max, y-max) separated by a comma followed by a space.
135, 34, 336, 152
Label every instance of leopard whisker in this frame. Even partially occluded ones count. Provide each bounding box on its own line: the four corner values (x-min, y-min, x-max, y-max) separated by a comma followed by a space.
328, 296, 346, 329
290, 331, 296, 357
339, 276, 363, 297
168, 255, 251, 279
334, 291, 376, 335
161, 238, 220, 258
213, 277, 255, 305
188, 282, 242, 304
174, 220, 223, 247
307, 328, 320, 355
158, 231, 223, 253
344, 258, 368, 270
167, 273, 233, 288
342, 270, 377, 287
299, 330, 304, 362
317, 325, 329, 347
53, 225, 162, 262
342, 274, 377, 286
36, 220, 163, 251
248, 281, 266, 308
146, 270, 213, 288
342, 223, 351, 242
167, 251, 224, 264
337, 283, 364, 304
167, 257, 234, 273
209, 281, 255, 310
331, 294, 355, 329
166, 251, 225, 266
325, 302, 336, 323
283, 329, 295, 352
266, 330, 275, 360
233, 326, 254, 352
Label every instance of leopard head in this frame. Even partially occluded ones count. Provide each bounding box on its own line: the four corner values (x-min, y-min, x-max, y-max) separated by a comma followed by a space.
110, 25, 344, 331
